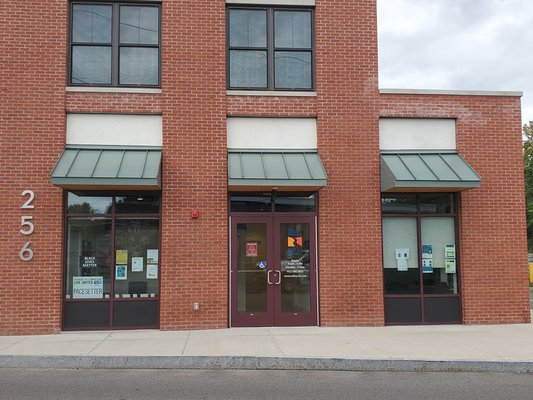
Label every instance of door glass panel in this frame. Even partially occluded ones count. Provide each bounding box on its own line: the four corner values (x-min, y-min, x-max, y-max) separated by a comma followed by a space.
382, 217, 420, 294
236, 223, 268, 313
421, 217, 457, 294
279, 223, 311, 313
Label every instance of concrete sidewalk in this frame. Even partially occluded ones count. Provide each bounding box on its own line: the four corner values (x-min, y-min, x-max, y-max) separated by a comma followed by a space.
2, 323, 533, 373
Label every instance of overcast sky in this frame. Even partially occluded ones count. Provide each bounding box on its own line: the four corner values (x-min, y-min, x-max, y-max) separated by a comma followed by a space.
377, 0, 533, 126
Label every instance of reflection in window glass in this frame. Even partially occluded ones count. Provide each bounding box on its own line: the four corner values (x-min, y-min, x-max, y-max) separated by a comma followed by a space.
381, 194, 417, 213
275, 195, 315, 212
420, 193, 455, 214
114, 219, 160, 297
67, 193, 112, 214
72, 4, 112, 43
382, 217, 420, 294
229, 50, 268, 88
230, 196, 272, 212
66, 218, 112, 298
274, 11, 311, 49
274, 51, 312, 89
229, 9, 267, 48
119, 47, 158, 85
72, 46, 112, 85
120, 6, 159, 45
115, 196, 160, 214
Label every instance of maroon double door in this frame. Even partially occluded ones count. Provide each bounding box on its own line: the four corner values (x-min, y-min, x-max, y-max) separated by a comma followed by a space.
230, 215, 318, 327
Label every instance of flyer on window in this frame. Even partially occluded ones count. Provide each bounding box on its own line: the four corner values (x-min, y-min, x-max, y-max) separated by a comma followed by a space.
116, 250, 128, 265
115, 265, 127, 280
445, 259, 456, 274
147, 249, 159, 264
147, 264, 158, 279
422, 244, 433, 259
132, 257, 144, 272
445, 245, 456, 259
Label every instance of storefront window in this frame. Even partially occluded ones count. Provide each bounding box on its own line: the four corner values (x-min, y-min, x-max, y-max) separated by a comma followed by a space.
66, 218, 112, 298
114, 218, 160, 297
421, 217, 457, 294
382, 193, 460, 324
381, 193, 417, 214
65, 194, 160, 301
67, 193, 112, 214
382, 217, 420, 294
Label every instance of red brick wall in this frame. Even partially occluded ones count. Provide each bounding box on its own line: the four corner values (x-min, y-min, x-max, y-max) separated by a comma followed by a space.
159, 0, 228, 330
380, 93, 530, 324
1, 1, 67, 334
315, 0, 383, 326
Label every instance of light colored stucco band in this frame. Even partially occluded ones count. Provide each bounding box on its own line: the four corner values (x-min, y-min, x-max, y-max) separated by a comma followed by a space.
227, 117, 317, 149
67, 114, 163, 147
227, 0, 315, 5
379, 118, 456, 151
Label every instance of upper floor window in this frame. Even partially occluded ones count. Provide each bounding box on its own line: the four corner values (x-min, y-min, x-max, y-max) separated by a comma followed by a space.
227, 7, 314, 90
70, 2, 160, 87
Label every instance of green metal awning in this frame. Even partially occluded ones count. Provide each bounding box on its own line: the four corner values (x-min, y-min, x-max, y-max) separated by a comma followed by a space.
228, 150, 328, 190
51, 147, 162, 190
380, 152, 481, 192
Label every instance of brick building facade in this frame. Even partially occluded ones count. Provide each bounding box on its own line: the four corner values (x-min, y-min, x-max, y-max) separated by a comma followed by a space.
1, 0, 529, 335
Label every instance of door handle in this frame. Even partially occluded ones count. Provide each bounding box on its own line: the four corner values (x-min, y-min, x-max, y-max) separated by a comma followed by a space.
275, 270, 281, 285
267, 270, 273, 285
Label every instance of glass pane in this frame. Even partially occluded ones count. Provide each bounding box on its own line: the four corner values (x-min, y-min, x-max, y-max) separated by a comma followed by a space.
381, 193, 417, 213
115, 196, 160, 214
66, 218, 112, 298
420, 193, 455, 214
229, 50, 267, 88
230, 195, 271, 212
274, 51, 312, 89
72, 46, 111, 84
275, 195, 316, 212
67, 193, 112, 214
421, 217, 457, 294
236, 223, 268, 313
114, 219, 160, 297
72, 4, 112, 43
229, 9, 267, 47
275, 11, 312, 49
280, 223, 311, 313
120, 6, 159, 45
119, 47, 159, 85
382, 217, 420, 294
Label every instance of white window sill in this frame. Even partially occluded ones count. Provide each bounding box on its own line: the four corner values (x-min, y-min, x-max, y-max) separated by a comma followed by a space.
66, 86, 162, 94
227, 90, 317, 97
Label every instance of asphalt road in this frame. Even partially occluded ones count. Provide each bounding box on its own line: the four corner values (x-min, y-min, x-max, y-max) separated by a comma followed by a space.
2, 369, 533, 400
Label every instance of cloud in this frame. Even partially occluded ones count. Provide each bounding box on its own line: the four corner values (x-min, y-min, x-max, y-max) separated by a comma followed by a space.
378, 0, 533, 123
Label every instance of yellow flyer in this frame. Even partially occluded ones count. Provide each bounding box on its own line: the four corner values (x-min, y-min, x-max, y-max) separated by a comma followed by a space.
116, 250, 128, 265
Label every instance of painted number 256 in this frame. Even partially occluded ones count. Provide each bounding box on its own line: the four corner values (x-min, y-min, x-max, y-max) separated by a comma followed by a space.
19, 190, 35, 262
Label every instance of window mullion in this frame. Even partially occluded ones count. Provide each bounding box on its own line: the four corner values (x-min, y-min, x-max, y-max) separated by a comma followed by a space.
267, 8, 275, 90
112, 3, 120, 86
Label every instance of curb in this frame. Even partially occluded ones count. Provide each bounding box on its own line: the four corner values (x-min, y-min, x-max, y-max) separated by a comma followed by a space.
2, 356, 533, 373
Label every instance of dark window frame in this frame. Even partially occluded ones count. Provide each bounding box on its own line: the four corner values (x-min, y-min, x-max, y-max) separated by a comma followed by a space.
381, 193, 462, 325
226, 6, 315, 91
64, 192, 162, 301
69, 1, 162, 88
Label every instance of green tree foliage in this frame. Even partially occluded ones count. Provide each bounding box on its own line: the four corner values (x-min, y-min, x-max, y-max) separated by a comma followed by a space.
523, 121, 533, 251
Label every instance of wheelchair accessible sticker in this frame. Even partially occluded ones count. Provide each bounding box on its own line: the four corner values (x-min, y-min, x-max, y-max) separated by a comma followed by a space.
257, 261, 267, 269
